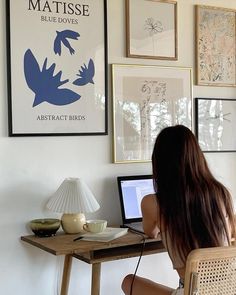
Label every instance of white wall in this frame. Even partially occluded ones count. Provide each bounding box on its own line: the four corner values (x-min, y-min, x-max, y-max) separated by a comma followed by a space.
0, 0, 236, 294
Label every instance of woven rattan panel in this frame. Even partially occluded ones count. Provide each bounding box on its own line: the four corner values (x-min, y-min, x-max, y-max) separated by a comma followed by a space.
196, 257, 236, 294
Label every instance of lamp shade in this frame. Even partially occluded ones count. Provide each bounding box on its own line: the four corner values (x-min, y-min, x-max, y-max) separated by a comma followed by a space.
46, 178, 100, 214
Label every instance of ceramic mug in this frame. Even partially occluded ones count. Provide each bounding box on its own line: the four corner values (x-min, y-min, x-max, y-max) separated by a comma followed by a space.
83, 220, 107, 233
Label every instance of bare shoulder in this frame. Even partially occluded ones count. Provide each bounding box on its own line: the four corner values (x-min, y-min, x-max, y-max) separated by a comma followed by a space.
141, 193, 160, 234
141, 194, 158, 209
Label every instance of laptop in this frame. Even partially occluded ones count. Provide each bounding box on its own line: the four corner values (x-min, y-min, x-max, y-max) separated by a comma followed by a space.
117, 175, 155, 233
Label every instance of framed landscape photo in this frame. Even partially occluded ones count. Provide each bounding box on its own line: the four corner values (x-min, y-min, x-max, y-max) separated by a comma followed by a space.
112, 64, 192, 163
126, 0, 178, 60
196, 98, 236, 152
195, 5, 236, 86
6, 0, 108, 136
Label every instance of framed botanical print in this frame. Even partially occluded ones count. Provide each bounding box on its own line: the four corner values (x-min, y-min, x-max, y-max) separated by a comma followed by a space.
112, 64, 193, 163
196, 98, 236, 152
6, 0, 108, 136
195, 5, 236, 86
126, 0, 178, 60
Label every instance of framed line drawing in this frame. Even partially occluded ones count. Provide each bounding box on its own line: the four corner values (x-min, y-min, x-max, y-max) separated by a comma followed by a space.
195, 5, 236, 86
6, 0, 108, 136
112, 64, 193, 163
196, 98, 236, 152
126, 0, 178, 60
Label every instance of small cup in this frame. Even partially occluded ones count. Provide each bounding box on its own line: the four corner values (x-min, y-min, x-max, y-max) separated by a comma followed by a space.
83, 220, 107, 233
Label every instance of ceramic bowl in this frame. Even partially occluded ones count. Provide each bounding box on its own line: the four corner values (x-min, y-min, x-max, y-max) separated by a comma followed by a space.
29, 218, 61, 237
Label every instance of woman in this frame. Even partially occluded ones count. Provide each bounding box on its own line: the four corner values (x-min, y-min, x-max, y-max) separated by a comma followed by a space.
122, 125, 235, 295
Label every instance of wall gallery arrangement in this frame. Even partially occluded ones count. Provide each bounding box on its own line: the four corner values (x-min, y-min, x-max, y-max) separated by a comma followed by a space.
6, 0, 108, 136
4, 0, 236, 158
110, 1, 236, 162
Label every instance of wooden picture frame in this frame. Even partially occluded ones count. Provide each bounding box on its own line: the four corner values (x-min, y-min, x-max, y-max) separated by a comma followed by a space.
126, 0, 178, 60
6, 0, 108, 136
195, 5, 236, 86
112, 64, 193, 163
196, 98, 236, 152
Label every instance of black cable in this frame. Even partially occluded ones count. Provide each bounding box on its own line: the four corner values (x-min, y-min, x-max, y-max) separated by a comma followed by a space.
129, 230, 146, 295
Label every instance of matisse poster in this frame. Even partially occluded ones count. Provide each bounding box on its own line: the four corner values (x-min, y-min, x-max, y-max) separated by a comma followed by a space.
6, 0, 107, 136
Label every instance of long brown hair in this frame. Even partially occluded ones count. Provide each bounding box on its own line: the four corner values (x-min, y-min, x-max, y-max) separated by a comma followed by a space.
152, 125, 235, 262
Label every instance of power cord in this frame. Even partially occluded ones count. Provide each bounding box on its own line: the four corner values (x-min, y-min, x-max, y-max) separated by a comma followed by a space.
128, 229, 146, 295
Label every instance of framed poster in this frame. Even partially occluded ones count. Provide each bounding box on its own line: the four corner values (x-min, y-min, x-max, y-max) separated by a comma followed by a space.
112, 64, 193, 163
196, 98, 236, 152
6, 0, 108, 136
126, 0, 178, 60
195, 5, 236, 86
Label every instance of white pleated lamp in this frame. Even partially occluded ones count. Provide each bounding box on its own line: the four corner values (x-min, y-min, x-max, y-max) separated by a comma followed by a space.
46, 178, 100, 234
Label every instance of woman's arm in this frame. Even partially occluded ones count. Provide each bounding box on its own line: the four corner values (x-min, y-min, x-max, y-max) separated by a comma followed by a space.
231, 214, 236, 245
141, 194, 160, 238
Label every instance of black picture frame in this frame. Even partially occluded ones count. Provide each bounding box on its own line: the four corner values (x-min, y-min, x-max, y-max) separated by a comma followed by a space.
195, 97, 236, 152
6, 0, 108, 136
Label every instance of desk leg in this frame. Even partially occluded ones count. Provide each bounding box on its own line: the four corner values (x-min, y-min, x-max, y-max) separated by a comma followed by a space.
60, 255, 73, 295
91, 263, 101, 295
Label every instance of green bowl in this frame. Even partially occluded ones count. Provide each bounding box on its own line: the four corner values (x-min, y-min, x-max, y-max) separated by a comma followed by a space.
29, 218, 61, 237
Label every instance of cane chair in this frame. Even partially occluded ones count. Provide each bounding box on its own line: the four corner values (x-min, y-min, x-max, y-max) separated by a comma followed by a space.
184, 246, 236, 295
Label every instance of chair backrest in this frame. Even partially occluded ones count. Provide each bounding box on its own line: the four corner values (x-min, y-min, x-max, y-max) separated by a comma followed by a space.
184, 246, 236, 295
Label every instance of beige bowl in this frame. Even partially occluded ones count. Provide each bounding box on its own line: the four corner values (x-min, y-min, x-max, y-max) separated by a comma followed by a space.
29, 218, 61, 237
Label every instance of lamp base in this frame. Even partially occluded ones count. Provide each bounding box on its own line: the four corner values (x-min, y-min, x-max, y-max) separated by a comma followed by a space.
61, 213, 86, 234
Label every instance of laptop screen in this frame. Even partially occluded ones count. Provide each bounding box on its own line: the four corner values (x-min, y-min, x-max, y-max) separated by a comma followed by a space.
117, 175, 155, 223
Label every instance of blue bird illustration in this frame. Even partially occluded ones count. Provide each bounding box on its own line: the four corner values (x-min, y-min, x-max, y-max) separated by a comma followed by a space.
73, 59, 95, 86
24, 49, 81, 107
54, 30, 80, 56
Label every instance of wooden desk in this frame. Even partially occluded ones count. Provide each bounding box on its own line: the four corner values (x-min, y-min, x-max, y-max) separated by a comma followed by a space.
21, 231, 165, 295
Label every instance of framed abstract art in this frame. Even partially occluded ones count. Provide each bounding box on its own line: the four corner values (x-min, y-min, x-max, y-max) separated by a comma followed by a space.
195, 5, 236, 86
112, 64, 192, 163
196, 98, 236, 152
6, 0, 108, 136
126, 0, 178, 60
